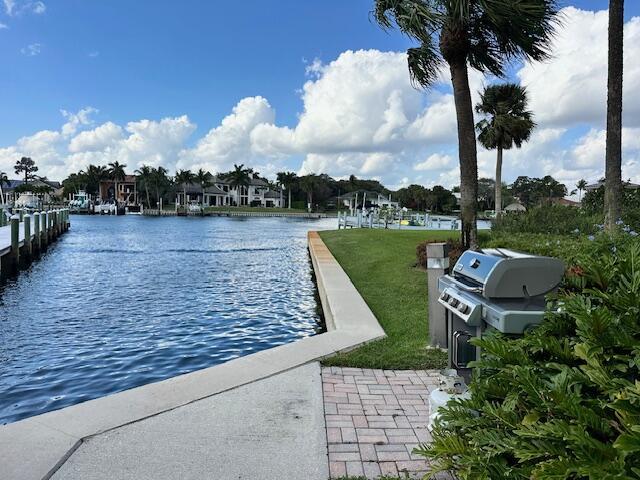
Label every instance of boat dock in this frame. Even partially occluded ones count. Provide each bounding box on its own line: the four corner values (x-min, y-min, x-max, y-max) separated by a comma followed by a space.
0, 209, 70, 280
143, 209, 332, 219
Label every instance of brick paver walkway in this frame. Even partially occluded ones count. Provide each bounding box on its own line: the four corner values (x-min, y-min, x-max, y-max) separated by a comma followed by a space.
322, 366, 449, 479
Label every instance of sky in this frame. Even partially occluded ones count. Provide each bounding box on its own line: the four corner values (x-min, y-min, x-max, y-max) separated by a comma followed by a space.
1, 0, 639, 194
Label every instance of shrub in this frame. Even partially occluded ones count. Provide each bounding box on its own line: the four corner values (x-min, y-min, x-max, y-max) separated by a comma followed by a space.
493, 204, 601, 235
418, 241, 640, 479
416, 238, 463, 269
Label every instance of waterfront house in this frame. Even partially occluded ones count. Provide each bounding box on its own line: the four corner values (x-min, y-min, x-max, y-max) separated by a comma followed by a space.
176, 173, 284, 207
99, 175, 139, 206
2, 179, 63, 205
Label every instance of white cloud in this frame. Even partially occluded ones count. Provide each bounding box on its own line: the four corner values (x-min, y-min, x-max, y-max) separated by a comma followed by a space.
519, 7, 640, 128
0, 22, 8, 29
20, 43, 41, 56
4, 0, 45, 15
3, 0, 15, 15
178, 96, 276, 172
414, 153, 453, 171
88, 51, 100, 58
68, 122, 123, 153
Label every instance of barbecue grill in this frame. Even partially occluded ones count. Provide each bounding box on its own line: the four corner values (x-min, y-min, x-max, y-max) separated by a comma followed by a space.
437, 248, 564, 370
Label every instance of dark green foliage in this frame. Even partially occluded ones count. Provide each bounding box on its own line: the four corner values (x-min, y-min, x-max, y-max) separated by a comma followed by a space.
510, 175, 568, 208
493, 205, 602, 235
583, 186, 640, 232
419, 241, 640, 479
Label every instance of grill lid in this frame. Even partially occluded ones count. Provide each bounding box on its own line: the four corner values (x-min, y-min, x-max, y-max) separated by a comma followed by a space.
452, 249, 564, 299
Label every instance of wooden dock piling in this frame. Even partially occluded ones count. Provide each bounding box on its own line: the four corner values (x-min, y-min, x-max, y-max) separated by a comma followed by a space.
0, 208, 70, 281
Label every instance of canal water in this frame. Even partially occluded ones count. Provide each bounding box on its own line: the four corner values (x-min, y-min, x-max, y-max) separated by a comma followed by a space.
0, 215, 334, 424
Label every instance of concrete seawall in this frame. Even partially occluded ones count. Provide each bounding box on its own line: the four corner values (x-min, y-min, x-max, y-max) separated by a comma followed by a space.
0, 229, 385, 479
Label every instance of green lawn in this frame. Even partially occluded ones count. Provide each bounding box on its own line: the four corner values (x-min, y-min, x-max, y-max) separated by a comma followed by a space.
319, 229, 455, 370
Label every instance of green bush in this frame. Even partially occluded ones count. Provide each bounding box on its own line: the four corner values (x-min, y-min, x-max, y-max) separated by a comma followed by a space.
419, 240, 640, 479
493, 204, 601, 235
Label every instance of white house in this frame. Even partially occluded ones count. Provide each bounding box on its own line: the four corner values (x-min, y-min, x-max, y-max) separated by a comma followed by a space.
177, 173, 284, 208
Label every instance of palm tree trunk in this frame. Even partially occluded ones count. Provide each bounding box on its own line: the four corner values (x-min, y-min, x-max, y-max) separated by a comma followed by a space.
605, 0, 624, 231
288, 188, 291, 209
495, 146, 503, 216
145, 187, 151, 209
449, 58, 478, 249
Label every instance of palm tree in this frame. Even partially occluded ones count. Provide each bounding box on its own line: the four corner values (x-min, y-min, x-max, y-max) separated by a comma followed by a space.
222, 164, 251, 207
0, 171, 9, 205
276, 171, 297, 209
174, 169, 195, 208
152, 166, 169, 209
373, 1, 560, 249
475, 83, 535, 217
135, 165, 153, 208
576, 179, 588, 202
195, 168, 213, 208
82, 164, 109, 196
108, 161, 127, 204
299, 174, 319, 212
604, 0, 624, 231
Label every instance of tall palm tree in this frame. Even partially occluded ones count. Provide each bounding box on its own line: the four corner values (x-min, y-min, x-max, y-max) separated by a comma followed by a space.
222, 164, 251, 207
152, 166, 169, 208
82, 164, 109, 196
0, 171, 9, 205
475, 83, 535, 217
576, 179, 588, 202
108, 161, 127, 204
373, 0, 560, 249
195, 168, 213, 208
276, 171, 297, 209
135, 165, 153, 208
299, 174, 319, 212
604, 0, 624, 231
174, 169, 195, 208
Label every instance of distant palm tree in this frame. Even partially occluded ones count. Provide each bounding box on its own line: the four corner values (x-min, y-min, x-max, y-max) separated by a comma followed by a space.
475, 84, 535, 217
222, 164, 251, 207
276, 171, 297, 209
0, 171, 9, 205
605, 0, 624, 230
108, 161, 127, 203
174, 169, 195, 208
135, 165, 153, 208
82, 164, 109, 196
576, 179, 588, 202
373, 0, 560, 248
195, 168, 213, 208
152, 166, 169, 208
299, 174, 319, 212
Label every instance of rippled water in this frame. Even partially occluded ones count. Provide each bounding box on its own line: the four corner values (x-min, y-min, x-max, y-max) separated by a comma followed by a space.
0, 215, 334, 424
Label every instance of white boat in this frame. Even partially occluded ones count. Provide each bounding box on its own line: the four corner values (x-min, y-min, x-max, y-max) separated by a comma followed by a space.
69, 191, 91, 211
15, 192, 41, 210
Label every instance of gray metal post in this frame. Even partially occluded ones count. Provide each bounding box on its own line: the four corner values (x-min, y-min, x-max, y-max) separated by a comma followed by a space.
426, 242, 450, 348
23, 213, 32, 259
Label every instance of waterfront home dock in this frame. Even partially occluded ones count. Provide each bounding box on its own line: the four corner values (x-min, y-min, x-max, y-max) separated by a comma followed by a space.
0, 209, 70, 279
143, 209, 332, 219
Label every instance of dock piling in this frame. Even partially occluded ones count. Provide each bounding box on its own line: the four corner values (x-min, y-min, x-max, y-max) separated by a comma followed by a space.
41, 211, 48, 248
23, 214, 32, 261
33, 212, 41, 253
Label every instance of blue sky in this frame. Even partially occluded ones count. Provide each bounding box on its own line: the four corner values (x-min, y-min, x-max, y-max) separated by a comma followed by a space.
1, 1, 639, 190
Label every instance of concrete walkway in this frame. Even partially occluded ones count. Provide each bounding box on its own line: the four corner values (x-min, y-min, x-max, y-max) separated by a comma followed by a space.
53, 363, 328, 480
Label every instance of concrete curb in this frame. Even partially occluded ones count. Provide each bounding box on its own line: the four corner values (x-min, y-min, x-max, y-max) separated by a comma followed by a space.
0, 230, 386, 480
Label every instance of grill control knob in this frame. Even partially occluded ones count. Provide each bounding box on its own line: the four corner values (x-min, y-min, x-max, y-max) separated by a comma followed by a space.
457, 304, 469, 314
448, 297, 459, 307
441, 293, 450, 301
